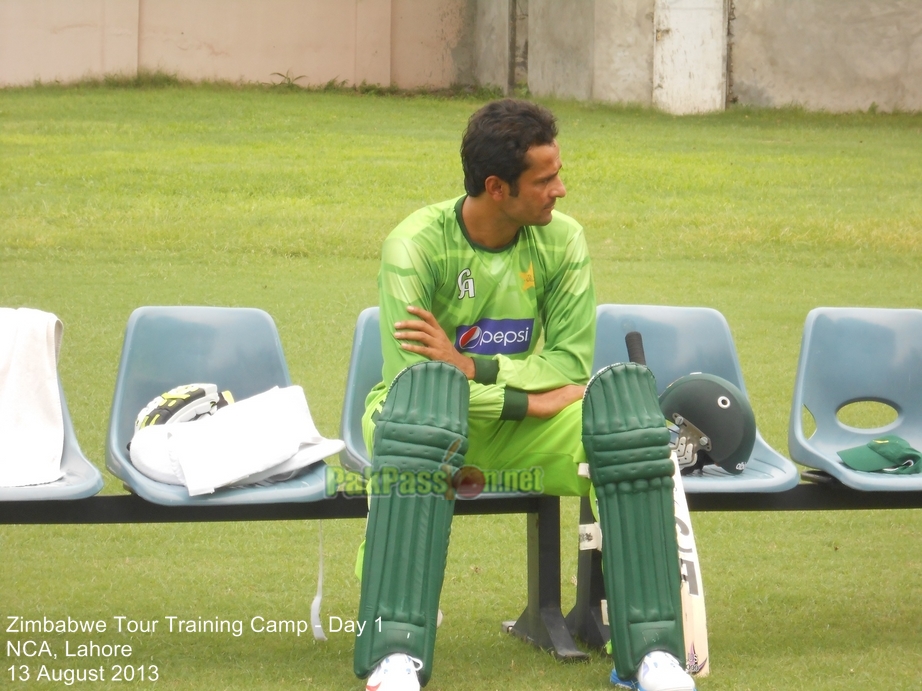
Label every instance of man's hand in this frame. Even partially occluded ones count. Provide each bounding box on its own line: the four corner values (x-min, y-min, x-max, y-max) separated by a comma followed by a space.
527, 384, 585, 419
394, 306, 475, 379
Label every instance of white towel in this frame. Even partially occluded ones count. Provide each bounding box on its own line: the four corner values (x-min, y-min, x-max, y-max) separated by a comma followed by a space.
238, 436, 344, 487
0, 308, 65, 487
130, 385, 344, 496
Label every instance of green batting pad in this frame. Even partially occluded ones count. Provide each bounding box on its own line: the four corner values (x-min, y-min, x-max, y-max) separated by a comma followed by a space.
355, 361, 469, 686
582, 363, 685, 679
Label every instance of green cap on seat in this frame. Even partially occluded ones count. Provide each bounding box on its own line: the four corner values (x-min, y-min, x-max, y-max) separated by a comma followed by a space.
837, 435, 922, 474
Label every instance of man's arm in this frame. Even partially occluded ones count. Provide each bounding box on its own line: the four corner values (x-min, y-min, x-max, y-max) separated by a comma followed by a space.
393, 305, 475, 380
526, 384, 585, 418
394, 305, 583, 418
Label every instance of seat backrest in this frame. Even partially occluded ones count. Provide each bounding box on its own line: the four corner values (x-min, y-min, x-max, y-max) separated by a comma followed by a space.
790, 307, 922, 453
339, 307, 382, 471
58, 384, 105, 498
594, 304, 746, 394
106, 306, 291, 480
595, 304, 799, 492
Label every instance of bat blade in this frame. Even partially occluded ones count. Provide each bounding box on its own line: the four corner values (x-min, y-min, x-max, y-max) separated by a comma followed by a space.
672, 453, 710, 676
623, 330, 709, 676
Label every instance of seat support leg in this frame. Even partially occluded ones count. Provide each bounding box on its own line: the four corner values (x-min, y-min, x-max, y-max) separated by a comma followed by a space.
506, 496, 589, 661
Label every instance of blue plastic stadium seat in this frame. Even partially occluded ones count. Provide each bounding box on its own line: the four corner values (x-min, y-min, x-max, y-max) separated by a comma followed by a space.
0, 381, 104, 501
339, 308, 381, 473
789, 307, 922, 491
594, 304, 800, 493
106, 306, 331, 505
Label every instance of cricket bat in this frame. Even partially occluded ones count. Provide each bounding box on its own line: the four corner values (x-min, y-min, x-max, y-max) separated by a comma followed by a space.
671, 451, 709, 675
624, 332, 709, 677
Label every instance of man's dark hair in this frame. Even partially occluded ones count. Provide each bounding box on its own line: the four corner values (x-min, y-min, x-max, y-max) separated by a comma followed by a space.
461, 99, 558, 197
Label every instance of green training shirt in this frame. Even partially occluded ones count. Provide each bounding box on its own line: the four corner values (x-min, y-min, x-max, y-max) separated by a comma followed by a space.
371, 195, 596, 421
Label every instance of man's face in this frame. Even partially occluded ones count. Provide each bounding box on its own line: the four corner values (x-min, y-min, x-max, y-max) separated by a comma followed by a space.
502, 141, 566, 227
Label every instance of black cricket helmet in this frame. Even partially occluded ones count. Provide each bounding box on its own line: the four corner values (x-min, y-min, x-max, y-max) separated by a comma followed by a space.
659, 372, 756, 474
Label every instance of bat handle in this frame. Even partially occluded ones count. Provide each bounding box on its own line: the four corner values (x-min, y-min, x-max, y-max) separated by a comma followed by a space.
625, 331, 646, 366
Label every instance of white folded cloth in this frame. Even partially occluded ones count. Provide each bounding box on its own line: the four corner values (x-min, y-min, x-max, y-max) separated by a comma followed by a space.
129, 385, 344, 495
0, 308, 65, 487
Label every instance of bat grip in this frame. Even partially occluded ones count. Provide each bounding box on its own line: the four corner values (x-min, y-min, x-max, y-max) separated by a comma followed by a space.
625, 331, 646, 366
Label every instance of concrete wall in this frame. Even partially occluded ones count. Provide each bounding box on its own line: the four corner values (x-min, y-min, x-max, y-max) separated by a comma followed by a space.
529, 0, 596, 100
0, 0, 496, 90
474, 0, 513, 91
529, 0, 725, 114
528, 0, 920, 113
2, 0, 920, 112
0, 0, 139, 85
592, 0, 654, 105
530, 0, 726, 112
136, 0, 357, 85
653, 0, 729, 113
513, 0, 528, 86
732, 0, 922, 112
391, 0, 476, 89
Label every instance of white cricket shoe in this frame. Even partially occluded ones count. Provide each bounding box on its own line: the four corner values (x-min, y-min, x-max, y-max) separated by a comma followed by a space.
365, 653, 423, 691
635, 651, 696, 691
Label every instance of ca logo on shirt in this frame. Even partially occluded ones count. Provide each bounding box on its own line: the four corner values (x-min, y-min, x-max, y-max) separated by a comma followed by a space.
457, 268, 475, 299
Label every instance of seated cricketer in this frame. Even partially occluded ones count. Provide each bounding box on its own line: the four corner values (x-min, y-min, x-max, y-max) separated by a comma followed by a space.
354, 99, 695, 691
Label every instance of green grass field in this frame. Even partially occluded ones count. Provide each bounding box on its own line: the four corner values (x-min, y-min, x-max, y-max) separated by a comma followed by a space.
1, 84, 921, 690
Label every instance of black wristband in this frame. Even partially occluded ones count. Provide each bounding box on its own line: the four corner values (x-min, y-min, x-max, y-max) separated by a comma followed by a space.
472, 357, 500, 385
500, 388, 529, 420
